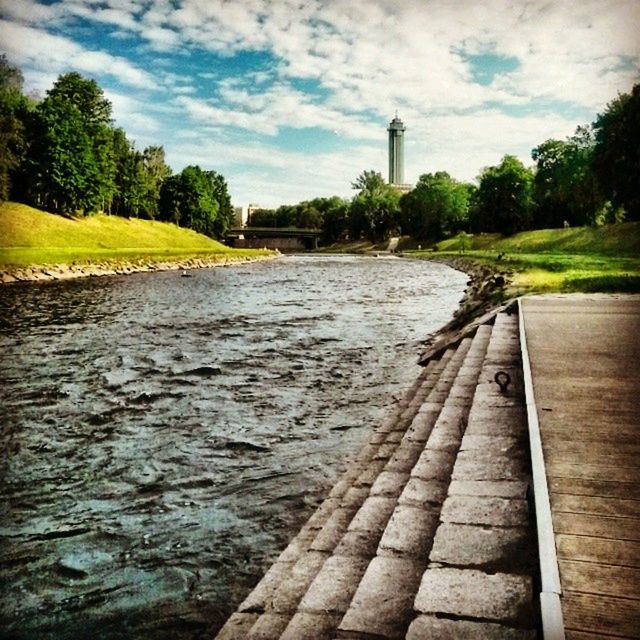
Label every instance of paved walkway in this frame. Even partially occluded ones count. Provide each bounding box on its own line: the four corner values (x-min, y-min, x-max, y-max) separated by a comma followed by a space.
521, 294, 640, 640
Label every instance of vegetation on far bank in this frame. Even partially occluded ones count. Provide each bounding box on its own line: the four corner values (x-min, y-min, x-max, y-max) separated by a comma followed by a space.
0, 202, 271, 267
1, 57, 235, 238
410, 222, 640, 295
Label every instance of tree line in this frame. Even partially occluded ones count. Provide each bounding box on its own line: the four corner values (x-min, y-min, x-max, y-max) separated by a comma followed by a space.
1, 53, 637, 244
248, 83, 639, 244
0, 56, 234, 238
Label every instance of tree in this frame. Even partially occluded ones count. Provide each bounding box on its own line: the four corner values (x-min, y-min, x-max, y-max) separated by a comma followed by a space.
470, 155, 534, 234
207, 170, 234, 237
158, 165, 231, 237
532, 128, 602, 228
351, 169, 387, 196
313, 196, 349, 243
0, 56, 30, 201
592, 84, 640, 220
349, 170, 401, 241
27, 72, 115, 213
399, 172, 471, 240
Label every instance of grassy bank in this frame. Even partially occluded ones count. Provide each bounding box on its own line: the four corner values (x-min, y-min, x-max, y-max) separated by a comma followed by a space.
0, 202, 272, 268
410, 222, 640, 295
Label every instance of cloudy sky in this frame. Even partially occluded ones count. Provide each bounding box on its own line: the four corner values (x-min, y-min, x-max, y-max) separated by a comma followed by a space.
1, 0, 639, 207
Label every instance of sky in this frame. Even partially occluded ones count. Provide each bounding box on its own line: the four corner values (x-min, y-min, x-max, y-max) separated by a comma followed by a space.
1, 0, 639, 208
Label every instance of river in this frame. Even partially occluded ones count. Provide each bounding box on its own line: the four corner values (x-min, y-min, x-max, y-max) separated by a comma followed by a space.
0, 254, 467, 639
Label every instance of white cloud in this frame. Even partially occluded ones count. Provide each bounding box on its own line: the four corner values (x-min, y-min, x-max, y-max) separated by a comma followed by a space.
0, 19, 155, 89
104, 90, 161, 136
2, 0, 639, 205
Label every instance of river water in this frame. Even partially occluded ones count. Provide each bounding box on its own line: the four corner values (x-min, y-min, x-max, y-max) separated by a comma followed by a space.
0, 255, 466, 639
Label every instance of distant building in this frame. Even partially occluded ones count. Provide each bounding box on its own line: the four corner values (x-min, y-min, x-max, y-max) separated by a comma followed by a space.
388, 114, 405, 185
233, 203, 262, 227
387, 114, 413, 193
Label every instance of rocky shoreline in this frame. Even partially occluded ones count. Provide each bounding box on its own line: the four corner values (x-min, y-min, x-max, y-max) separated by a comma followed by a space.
0, 253, 280, 285
415, 255, 515, 364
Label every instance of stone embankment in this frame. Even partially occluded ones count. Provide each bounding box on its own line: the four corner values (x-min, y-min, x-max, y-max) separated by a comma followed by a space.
0, 253, 279, 284
216, 308, 539, 639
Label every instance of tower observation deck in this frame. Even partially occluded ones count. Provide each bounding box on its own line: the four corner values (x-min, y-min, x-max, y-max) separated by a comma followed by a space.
387, 115, 406, 185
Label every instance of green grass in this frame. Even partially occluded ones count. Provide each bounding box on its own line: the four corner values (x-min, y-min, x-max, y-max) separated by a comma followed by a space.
433, 222, 640, 256
410, 223, 640, 295
0, 202, 272, 266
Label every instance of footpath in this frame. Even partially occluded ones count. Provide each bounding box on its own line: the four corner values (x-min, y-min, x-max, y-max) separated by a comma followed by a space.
215, 294, 640, 640
521, 294, 640, 639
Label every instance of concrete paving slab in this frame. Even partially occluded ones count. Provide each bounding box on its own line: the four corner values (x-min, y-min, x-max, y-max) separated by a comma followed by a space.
298, 555, 370, 614
333, 530, 381, 558
338, 556, 424, 638
414, 567, 532, 624
448, 479, 529, 499
384, 442, 425, 473
347, 496, 397, 534
402, 410, 440, 443
280, 612, 343, 640
377, 505, 439, 558
339, 485, 372, 510
411, 449, 457, 481
430, 522, 532, 570
370, 471, 410, 498
310, 508, 358, 552
399, 477, 448, 508
353, 458, 388, 486
270, 551, 329, 613
246, 613, 290, 640
425, 423, 464, 453
239, 560, 294, 613
441, 495, 529, 527
406, 615, 536, 639
460, 434, 523, 454
452, 450, 528, 481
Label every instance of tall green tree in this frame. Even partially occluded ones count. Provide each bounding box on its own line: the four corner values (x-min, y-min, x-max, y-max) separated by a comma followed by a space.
349, 170, 401, 241
532, 128, 602, 228
592, 84, 640, 220
470, 155, 534, 234
159, 165, 230, 237
399, 171, 471, 240
207, 170, 234, 237
142, 145, 171, 218
0, 55, 30, 201
27, 72, 115, 213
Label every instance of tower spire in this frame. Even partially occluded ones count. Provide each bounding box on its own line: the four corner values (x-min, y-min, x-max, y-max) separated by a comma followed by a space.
387, 114, 405, 185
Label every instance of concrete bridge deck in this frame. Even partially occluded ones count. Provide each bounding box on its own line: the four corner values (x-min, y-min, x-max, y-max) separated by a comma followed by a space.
215, 294, 640, 639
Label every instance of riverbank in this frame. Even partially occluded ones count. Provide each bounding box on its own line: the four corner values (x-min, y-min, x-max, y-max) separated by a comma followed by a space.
411, 255, 515, 365
0, 252, 279, 284
0, 201, 278, 284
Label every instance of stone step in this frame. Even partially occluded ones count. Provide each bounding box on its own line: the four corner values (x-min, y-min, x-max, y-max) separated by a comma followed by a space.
334, 326, 492, 639
215, 348, 460, 640
410, 308, 538, 637
239, 341, 475, 639
215, 311, 540, 640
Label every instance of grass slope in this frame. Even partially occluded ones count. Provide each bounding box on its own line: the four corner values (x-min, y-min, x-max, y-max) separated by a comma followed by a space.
0, 202, 268, 266
412, 222, 640, 294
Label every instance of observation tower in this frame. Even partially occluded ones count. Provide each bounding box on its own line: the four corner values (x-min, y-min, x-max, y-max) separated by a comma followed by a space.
387, 114, 406, 185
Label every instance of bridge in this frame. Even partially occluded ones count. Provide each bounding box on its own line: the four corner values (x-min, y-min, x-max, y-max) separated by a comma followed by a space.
225, 227, 323, 251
